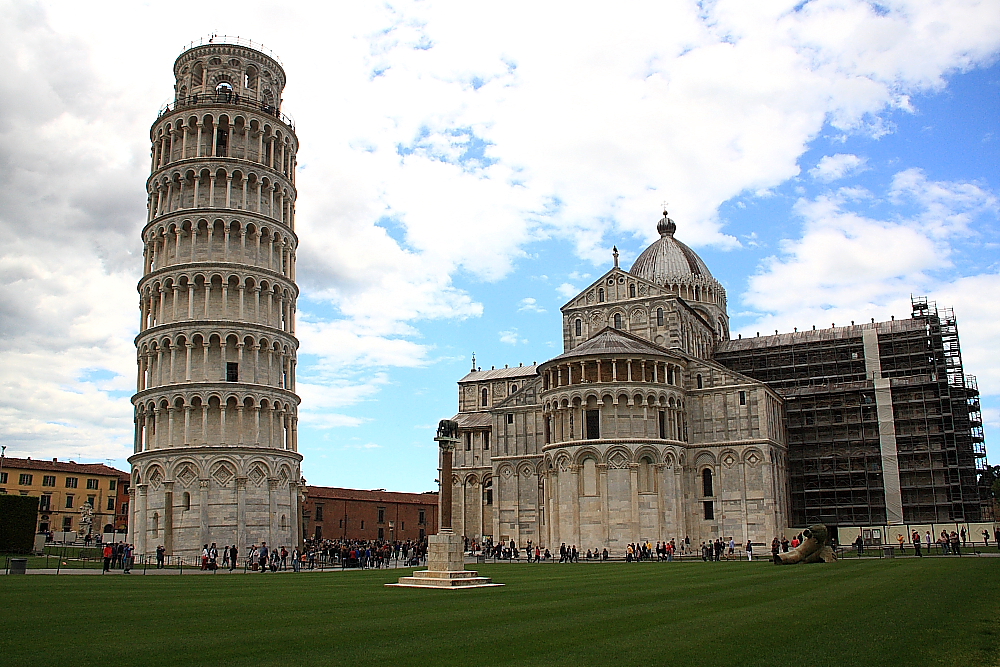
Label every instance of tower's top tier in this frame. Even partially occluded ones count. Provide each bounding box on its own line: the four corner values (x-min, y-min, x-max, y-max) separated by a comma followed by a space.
173, 37, 286, 113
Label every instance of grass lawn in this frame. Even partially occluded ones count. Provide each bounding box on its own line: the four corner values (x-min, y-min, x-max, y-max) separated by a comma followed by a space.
1, 558, 997, 667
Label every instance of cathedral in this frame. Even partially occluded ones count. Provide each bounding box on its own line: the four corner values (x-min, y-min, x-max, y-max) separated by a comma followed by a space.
450, 211, 988, 552
450, 212, 790, 552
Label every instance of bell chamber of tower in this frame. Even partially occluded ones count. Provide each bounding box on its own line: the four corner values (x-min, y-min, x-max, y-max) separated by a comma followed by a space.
129, 38, 303, 561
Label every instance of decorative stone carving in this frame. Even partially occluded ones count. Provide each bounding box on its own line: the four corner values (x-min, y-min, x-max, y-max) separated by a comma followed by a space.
774, 525, 837, 564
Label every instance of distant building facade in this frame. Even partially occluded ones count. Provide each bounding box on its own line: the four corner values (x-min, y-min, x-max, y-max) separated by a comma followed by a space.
302, 486, 438, 542
0, 457, 127, 538
447, 212, 989, 552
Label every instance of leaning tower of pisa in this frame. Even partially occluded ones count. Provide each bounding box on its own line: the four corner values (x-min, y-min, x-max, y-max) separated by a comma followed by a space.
129, 37, 303, 560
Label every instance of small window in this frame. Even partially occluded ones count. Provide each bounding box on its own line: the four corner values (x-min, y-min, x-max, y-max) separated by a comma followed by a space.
696, 374, 703, 389
63, 517, 73, 531
65, 494, 74, 509
614, 313, 622, 329
481, 388, 488, 406
121, 502, 128, 514
465, 433, 472, 451
510, 384, 517, 393
182, 492, 191, 510
484, 432, 490, 450
378, 527, 384, 539
361, 521, 365, 530
598, 288, 605, 303
109, 479, 117, 490
702, 468, 714, 497
656, 308, 664, 327
378, 507, 385, 524
629, 283, 636, 298
575, 319, 582, 336
704, 501, 715, 520
0, 472, 6, 484
315, 505, 323, 521
87, 478, 99, 490
227, 362, 239, 382
19, 474, 32, 486
65, 477, 78, 488
42, 475, 56, 487
419, 510, 426, 525
506, 414, 514, 424
483, 478, 493, 505
87, 495, 95, 508
107, 498, 115, 511
39, 495, 51, 511
658, 410, 666, 439
739, 391, 747, 406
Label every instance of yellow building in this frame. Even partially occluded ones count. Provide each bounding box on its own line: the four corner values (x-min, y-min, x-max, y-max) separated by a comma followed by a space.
0, 457, 127, 539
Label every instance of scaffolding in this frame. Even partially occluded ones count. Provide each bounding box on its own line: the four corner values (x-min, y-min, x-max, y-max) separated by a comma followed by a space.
715, 297, 987, 526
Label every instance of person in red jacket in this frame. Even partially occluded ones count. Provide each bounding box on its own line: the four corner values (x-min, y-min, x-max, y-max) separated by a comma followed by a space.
102, 544, 113, 573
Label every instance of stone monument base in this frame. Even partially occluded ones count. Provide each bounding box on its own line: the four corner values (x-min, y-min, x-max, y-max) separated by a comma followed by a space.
387, 532, 502, 589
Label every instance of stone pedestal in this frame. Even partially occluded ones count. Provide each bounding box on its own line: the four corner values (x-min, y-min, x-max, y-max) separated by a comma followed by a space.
388, 532, 502, 589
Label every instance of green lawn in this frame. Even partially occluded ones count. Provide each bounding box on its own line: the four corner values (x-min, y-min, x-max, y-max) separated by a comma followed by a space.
1, 559, 997, 667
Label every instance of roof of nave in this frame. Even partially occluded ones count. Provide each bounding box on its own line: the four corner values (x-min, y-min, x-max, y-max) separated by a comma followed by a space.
629, 211, 716, 285
451, 412, 493, 429
546, 326, 671, 363
716, 318, 924, 353
0, 457, 127, 477
459, 364, 539, 383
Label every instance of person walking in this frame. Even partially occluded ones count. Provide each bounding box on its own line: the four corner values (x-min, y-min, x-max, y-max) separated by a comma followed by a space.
123, 544, 133, 573
854, 534, 864, 556
912, 530, 922, 557
156, 544, 165, 569
746, 540, 753, 561
896, 532, 905, 554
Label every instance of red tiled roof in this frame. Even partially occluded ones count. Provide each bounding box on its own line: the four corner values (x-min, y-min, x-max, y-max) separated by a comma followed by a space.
0, 457, 126, 477
304, 485, 437, 505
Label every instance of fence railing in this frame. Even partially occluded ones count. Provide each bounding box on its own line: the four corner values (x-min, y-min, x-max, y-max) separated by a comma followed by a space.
158, 93, 294, 129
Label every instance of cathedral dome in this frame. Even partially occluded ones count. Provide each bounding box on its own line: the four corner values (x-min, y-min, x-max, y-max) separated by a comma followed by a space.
629, 211, 714, 284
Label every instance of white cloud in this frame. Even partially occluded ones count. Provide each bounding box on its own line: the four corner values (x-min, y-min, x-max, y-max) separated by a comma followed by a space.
556, 283, 580, 299
517, 297, 545, 313
1, 0, 999, 460
499, 329, 527, 345
741, 171, 1000, 394
810, 153, 867, 181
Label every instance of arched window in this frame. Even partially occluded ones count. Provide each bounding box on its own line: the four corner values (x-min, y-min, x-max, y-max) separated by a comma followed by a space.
582, 458, 598, 496
598, 288, 605, 303
510, 384, 518, 393
697, 374, 703, 389
638, 457, 655, 493
575, 319, 582, 336
702, 468, 714, 497
481, 388, 489, 406
656, 308, 664, 327
182, 492, 191, 511
613, 313, 622, 329
629, 283, 636, 298
483, 478, 493, 505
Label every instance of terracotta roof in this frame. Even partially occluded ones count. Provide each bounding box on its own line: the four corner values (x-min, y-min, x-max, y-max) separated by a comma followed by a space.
547, 327, 670, 363
452, 412, 493, 429
304, 485, 437, 504
459, 364, 539, 383
0, 457, 126, 477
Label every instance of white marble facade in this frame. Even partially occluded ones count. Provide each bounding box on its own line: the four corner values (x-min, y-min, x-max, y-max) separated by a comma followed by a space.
450, 214, 788, 553
130, 40, 303, 560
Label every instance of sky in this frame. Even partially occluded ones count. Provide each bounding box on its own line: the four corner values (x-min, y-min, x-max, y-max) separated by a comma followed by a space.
0, 0, 998, 493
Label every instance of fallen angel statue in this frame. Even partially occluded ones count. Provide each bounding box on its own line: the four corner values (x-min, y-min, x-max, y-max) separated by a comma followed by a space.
774, 524, 837, 564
